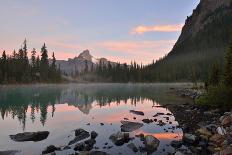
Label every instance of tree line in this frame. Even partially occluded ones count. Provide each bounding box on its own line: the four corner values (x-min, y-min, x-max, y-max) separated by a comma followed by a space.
0, 40, 62, 83
197, 38, 232, 106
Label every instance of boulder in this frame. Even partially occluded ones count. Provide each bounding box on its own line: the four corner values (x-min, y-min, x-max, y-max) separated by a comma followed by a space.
221, 116, 232, 127
120, 121, 143, 132
183, 133, 197, 144
209, 134, 225, 146
74, 142, 85, 151
142, 119, 153, 124
170, 140, 183, 148
129, 110, 144, 116
69, 129, 90, 145
109, 131, 131, 146
196, 128, 212, 137
90, 131, 98, 139
214, 146, 232, 155
144, 135, 160, 152
42, 145, 60, 154
216, 127, 226, 135
10, 131, 49, 142
84, 139, 96, 147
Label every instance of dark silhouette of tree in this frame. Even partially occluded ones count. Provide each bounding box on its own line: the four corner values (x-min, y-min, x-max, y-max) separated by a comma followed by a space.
40, 43, 49, 81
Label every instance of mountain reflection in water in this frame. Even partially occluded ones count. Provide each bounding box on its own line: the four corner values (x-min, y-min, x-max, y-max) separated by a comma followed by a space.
0, 84, 191, 130
0, 83, 192, 155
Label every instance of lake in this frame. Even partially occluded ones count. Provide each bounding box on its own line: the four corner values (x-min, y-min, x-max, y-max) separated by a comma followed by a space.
0, 83, 193, 155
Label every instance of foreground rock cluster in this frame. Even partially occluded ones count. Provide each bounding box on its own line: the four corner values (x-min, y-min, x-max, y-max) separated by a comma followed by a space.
167, 101, 232, 155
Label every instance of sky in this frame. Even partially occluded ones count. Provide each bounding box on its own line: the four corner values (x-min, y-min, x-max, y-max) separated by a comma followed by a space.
0, 0, 200, 64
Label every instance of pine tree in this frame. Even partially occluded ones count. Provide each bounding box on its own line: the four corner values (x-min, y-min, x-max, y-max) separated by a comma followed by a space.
40, 43, 49, 81
31, 48, 37, 81
0, 51, 7, 82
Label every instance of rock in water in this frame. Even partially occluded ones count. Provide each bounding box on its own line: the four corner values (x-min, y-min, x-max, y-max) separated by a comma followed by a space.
0, 150, 20, 155
170, 140, 183, 148
144, 135, 160, 152
42, 145, 60, 154
10, 131, 49, 142
69, 129, 90, 145
109, 132, 131, 146
120, 121, 143, 132
183, 133, 197, 144
91, 131, 98, 139
129, 110, 144, 116
142, 119, 153, 124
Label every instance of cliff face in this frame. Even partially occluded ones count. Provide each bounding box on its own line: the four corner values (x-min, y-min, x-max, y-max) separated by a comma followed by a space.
176, 0, 232, 47
150, 0, 232, 81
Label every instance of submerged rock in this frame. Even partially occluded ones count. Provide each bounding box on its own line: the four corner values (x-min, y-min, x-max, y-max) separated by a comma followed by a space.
120, 121, 143, 132
0, 150, 20, 155
10, 131, 49, 142
170, 140, 183, 148
144, 135, 160, 152
109, 131, 131, 146
69, 129, 90, 145
42, 145, 60, 154
129, 110, 144, 116
142, 119, 153, 124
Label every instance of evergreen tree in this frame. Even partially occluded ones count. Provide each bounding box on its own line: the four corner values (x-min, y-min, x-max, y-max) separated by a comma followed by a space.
40, 43, 49, 81
31, 48, 37, 81
0, 51, 7, 82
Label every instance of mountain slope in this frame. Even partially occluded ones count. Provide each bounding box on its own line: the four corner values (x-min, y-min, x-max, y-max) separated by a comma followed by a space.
149, 0, 232, 81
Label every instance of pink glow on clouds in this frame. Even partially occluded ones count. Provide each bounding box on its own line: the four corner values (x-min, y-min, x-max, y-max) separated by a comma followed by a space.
1, 39, 176, 64
131, 24, 184, 35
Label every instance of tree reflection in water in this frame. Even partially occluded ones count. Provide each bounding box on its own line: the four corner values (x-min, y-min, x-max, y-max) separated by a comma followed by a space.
0, 84, 191, 130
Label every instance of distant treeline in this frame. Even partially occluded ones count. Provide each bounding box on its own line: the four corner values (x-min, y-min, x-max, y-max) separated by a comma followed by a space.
0, 40, 62, 83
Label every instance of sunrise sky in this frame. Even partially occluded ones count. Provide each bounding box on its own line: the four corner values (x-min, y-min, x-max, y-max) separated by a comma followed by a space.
0, 0, 200, 64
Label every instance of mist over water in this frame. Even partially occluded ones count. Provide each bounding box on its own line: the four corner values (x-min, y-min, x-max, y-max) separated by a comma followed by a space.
0, 83, 192, 155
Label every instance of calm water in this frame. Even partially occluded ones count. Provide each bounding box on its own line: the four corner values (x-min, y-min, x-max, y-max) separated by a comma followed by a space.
0, 83, 192, 155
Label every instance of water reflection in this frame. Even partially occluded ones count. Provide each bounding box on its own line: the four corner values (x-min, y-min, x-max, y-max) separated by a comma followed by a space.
0, 84, 190, 130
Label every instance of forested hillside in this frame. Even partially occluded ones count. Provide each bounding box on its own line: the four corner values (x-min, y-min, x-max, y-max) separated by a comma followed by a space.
144, 0, 232, 82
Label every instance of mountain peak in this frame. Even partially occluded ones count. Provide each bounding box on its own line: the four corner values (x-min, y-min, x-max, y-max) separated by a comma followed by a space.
77, 49, 93, 61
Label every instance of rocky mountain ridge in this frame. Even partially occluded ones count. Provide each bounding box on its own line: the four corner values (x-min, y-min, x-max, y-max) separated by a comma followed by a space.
56, 50, 115, 76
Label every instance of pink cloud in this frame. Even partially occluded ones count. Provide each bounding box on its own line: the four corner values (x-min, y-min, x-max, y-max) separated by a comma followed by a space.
131, 24, 184, 34
94, 40, 175, 64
